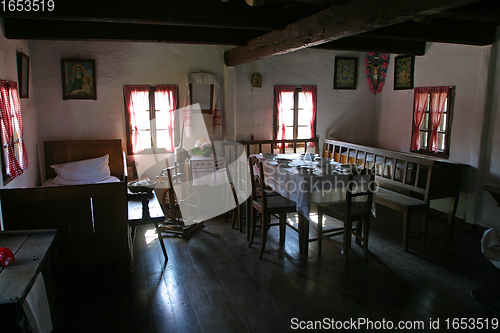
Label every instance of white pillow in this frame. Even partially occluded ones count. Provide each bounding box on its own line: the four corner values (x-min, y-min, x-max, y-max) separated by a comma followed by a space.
51, 155, 111, 185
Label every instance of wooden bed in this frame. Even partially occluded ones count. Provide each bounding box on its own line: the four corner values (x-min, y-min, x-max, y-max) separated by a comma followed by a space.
0, 140, 131, 277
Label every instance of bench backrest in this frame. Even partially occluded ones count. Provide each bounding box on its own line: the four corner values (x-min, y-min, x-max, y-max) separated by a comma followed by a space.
323, 139, 437, 202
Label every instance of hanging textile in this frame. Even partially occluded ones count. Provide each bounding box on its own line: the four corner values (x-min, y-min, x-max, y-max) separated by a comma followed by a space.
274, 86, 295, 147
301, 86, 317, 147
429, 86, 450, 152
184, 72, 221, 138
155, 85, 178, 152
411, 87, 430, 151
0, 80, 28, 178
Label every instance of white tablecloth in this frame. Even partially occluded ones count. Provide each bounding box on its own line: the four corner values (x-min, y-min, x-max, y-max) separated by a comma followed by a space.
254, 154, 361, 217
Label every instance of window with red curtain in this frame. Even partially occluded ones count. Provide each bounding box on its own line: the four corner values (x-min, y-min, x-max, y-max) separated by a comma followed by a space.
124, 85, 178, 155
410, 86, 454, 158
274, 86, 317, 145
0, 80, 28, 183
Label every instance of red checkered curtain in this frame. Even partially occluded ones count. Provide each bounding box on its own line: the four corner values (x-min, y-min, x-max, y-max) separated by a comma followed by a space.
429, 86, 450, 152
274, 86, 295, 146
411, 87, 430, 151
0, 81, 27, 178
155, 85, 177, 152
124, 85, 150, 154
301, 86, 317, 146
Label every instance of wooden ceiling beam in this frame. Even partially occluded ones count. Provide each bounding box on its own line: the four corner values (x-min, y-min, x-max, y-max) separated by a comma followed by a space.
2, 19, 267, 46
224, 0, 482, 66
313, 36, 426, 55
361, 20, 496, 46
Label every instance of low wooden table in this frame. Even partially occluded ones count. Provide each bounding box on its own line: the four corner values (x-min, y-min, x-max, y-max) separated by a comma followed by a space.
127, 191, 167, 260
0, 229, 57, 332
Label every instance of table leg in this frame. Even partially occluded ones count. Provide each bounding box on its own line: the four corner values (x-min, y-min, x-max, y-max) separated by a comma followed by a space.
298, 213, 310, 255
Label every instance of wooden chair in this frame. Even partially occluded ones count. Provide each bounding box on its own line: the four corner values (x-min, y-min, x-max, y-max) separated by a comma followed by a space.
224, 161, 240, 229
248, 156, 297, 258
316, 168, 375, 263
156, 165, 204, 239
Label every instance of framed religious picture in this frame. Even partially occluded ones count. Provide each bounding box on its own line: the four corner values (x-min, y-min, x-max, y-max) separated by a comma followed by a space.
394, 55, 415, 90
61, 59, 96, 100
17, 52, 29, 98
334, 57, 358, 90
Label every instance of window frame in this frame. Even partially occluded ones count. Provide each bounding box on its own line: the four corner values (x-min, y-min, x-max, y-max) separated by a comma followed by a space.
410, 86, 455, 159
273, 87, 317, 141
124, 85, 178, 155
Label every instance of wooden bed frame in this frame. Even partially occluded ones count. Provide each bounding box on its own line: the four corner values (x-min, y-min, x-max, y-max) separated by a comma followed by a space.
0, 140, 130, 277
44, 139, 126, 181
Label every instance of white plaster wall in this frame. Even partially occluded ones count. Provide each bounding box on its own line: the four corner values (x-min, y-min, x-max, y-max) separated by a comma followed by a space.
30, 40, 230, 179
233, 48, 377, 146
375, 43, 494, 225
31, 40, 228, 143
0, 26, 40, 188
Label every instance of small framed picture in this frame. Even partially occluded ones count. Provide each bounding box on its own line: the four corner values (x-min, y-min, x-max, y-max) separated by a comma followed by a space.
17, 52, 29, 98
61, 59, 96, 100
394, 55, 415, 90
334, 57, 358, 90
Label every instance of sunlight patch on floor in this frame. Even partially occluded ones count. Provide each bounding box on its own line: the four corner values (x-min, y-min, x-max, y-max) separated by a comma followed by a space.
144, 229, 157, 245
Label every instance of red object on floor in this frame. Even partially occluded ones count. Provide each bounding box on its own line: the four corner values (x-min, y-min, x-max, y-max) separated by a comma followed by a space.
0, 247, 15, 267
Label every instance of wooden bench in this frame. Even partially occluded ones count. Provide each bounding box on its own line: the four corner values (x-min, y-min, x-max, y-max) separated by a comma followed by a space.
323, 139, 463, 251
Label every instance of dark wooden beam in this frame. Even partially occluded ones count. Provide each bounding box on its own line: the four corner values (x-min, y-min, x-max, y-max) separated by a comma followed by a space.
440, 0, 500, 21
2, 19, 268, 45
313, 36, 426, 55
0, 0, 325, 31
361, 20, 497, 46
224, 0, 482, 66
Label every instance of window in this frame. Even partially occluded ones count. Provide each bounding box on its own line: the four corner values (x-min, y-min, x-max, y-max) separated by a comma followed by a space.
411, 86, 455, 158
0, 80, 28, 184
124, 85, 178, 155
274, 86, 317, 142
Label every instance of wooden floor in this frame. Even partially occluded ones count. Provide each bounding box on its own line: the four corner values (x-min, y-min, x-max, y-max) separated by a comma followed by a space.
55, 206, 500, 332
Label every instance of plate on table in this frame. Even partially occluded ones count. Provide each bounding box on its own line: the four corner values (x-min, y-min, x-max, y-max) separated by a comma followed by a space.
296, 165, 317, 175
260, 153, 277, 160
127, 180, 157, 196
315, 157, 331, 165
300, 153, 319, 161
336, 164, 361, 173
276, 157, 293, 165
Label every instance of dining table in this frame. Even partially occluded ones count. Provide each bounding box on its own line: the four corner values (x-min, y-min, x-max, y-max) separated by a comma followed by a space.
252, 152, 356, 256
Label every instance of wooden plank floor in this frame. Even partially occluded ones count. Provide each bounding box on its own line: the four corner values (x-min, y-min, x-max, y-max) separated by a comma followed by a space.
55, 206, 500, 332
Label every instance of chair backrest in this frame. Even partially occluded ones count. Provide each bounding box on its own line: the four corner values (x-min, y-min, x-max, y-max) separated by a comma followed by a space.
345, 168, 375, 218
158, 165, 182, 223
248, 156, 268, 209
225, 153, 239, 207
